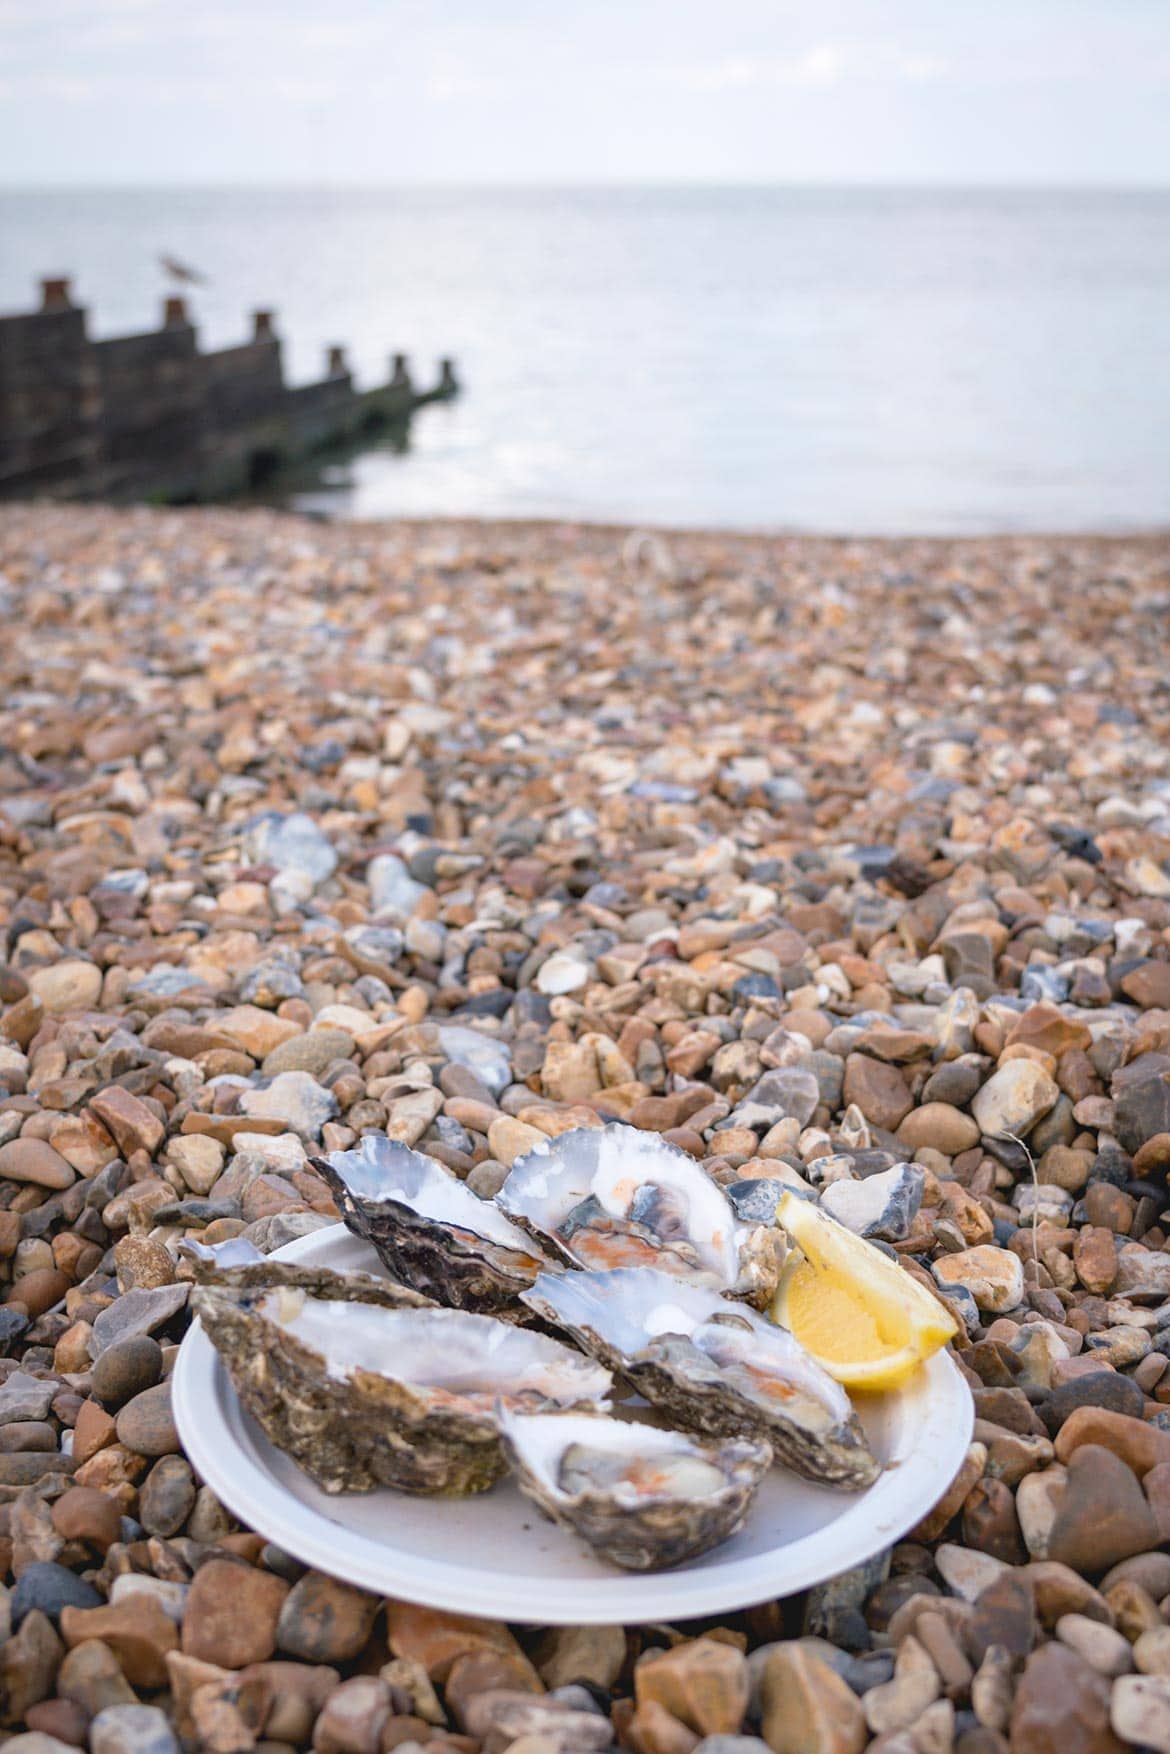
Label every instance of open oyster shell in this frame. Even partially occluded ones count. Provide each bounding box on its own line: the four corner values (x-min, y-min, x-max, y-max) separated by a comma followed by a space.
522, 1266, 879, 1489
180, 1238, 436, 1305
498, 1124, 783, 1308
312, 1135, 559, 1314
497, 1408, 771, 1571
195, 1260, 612, 1496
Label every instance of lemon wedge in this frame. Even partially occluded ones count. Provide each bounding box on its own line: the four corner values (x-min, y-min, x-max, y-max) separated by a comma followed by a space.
770, 1189, 958, 1392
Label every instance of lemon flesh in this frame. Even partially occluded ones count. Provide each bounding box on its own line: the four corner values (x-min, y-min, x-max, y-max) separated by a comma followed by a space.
770, 1189, 957, 1393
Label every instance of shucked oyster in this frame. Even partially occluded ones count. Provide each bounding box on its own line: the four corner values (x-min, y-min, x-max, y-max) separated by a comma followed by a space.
523, 1266, 879, 1489
497, 1408, 772, 1571
312, 1135, 559, 1314
498, 1124, 783, 1307
195, 1261, 611, 1496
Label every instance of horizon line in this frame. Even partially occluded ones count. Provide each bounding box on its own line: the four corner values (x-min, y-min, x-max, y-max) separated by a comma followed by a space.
2, 176, 1170, 196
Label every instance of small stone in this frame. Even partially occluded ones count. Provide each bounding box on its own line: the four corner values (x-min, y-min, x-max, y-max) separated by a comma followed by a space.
50, 1486, 123, 1551
88, 1088, 165, 1159
971, 1061, 1059, 1140
635, 1639, 749, 1738
138, 1454, 196, 1536
1055, 1406, 1170, 1477
165, 1134, 225, 1196
385, 1603, 536, 1684
1055, 1614, 1133, 1677
1110, 1675, 1170, 1754
536, 951, 591, 996
89, 1286, 189, 1356
12, 1563, 103, 1626
0, 1608, 63, 1722
0, 1370, 57, 1425
27, 960, 102, 1014
487, 1115, 547, 1167
113, 1237, 176, 1293
0, 1139, 75, 1190
276, 1571, 380, 1663
182, 1558, 290, 1668
56, 1637, 139, 1715
311, 1675, 393, 1753
384, 1088, 444, 1146
90, 1703, 180, 1754
240, 1071, 338, 1139
897, 1104, 981, 1156
73, 1399, 117, 1463
1010, 1642, 1122, 1754
23, 1701, 91, 1747
820, 1163, 924, 1242
625, 1700, 699, 1754
968, 1571, 1036, 1665
263, 1028, 355, 1077
934, 1543, 1007, 1603
1046, 1444, 1160, 1573
248, 1659, 338, 1743
862, 1635, 939, 1736
535, 1625, 626, 1691
842, 1056, 913, 1131
110, 1577, 188, 1625
933, 1246, 1025, 1312
59, 1597, 179, 1688
115, 1382, 179, 1457
757, 1642, 866, 1754
91, 1336, 164, 1408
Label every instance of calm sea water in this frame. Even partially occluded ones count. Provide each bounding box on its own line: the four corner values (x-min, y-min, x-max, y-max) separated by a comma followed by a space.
2, 186, 1168, 533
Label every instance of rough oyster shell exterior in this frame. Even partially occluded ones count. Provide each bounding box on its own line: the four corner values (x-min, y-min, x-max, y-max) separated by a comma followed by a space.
194, 1259, 610, 1497
313, 1135, 558, 1315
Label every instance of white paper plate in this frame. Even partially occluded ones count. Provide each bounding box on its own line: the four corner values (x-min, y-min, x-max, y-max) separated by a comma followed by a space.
172, 1224, 973, 1624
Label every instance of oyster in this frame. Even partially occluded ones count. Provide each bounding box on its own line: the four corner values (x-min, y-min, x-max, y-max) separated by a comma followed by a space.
312, 1135, 559, 1313
497, 1408, 772, 1571
195, 1260, 611, 1496
522, 1266, 879, 1488
498, 1124, 783, 1307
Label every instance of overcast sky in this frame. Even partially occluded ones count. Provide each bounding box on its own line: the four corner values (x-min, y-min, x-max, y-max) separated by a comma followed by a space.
1, 0, 1168, 187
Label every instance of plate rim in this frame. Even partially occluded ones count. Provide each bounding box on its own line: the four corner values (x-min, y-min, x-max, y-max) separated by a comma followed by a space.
172, 1223, 974, 1623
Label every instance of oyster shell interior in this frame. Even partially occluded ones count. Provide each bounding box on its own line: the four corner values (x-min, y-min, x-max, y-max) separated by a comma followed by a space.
322, 1137, 537, 1253
261, 1286, 611, 1413
522, 1264, 879, 1488
498, 1123, 780, 1304
497, 1407, 772, 1570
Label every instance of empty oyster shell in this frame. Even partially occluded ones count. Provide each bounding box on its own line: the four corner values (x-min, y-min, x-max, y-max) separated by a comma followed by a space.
195, 1260, 612, 1496
522, 1265, 879, 1489
497, 1408, 772, 1571
312, 1135, 559, 1314
179, 1237, 436, 1303
498, 1124, 783, 1307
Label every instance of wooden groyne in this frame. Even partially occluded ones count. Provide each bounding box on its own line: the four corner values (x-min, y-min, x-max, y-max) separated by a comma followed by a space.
0, 278, 458, 503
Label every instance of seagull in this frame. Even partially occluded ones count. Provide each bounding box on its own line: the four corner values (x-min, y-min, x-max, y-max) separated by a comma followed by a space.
160, 255, 210, 287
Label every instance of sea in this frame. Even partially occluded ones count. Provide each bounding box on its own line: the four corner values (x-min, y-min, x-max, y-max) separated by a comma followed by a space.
1, 185, 1168, 533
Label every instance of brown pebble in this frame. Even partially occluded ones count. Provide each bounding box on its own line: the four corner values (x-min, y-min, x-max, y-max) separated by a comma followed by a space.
181, 1556, 291, 1668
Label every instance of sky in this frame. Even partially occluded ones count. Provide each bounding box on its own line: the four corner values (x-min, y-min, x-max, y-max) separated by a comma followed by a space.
1, 0, 1168, 187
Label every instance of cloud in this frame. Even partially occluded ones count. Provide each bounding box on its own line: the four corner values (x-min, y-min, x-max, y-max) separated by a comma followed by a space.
424, 68, 496, 102
661, 42, 950, 93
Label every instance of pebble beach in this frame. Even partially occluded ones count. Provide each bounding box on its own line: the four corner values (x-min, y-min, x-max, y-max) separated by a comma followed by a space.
1, 502, 1170, 1753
